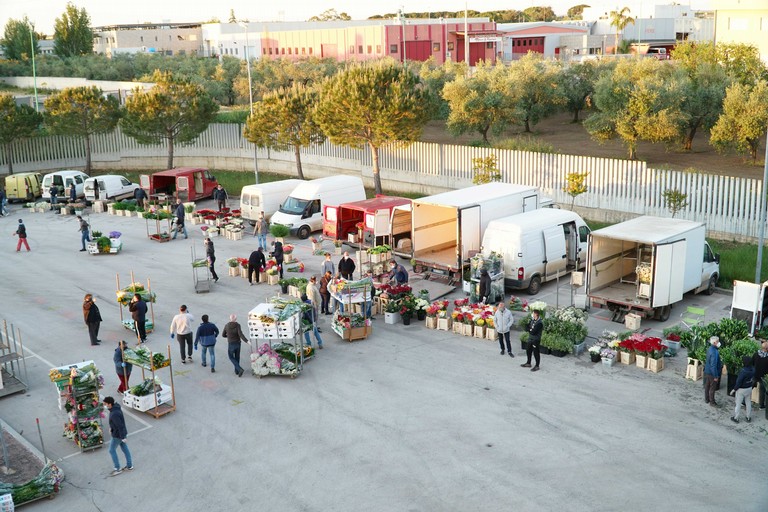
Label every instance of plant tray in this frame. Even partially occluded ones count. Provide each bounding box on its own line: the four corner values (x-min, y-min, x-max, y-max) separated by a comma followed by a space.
602, 357, 616, 367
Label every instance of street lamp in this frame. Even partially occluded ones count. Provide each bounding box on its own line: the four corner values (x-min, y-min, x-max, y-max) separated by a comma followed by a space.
239, 22, 259, 184
28, 22, 38, 112
399, 8, 406, 68
755, 130, 768, 283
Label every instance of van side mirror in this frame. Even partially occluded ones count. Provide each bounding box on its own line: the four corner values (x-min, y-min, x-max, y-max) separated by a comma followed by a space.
714, 253, 720, 264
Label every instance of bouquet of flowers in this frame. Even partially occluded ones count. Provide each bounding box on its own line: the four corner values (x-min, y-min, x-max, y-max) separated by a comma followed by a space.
355, 221, 365, 231
636, 264, 652, 284
283, 244, 294, 254
508, 296, 527, 311
238, 257, 249, 268
287, 262, 305, 273
600, 348, 617, 359
109, 231, 121, 239
226, 257, 240, 268
415, 298, 430, 311
334, 239, 343, 248
529, 301, 547, 313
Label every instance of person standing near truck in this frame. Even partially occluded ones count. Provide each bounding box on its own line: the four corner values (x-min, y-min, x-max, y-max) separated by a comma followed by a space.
253, 212, 268, 249
171, 199, 188, 240
213, 184, 228, 211
77, 215, 90, 252
521, 309, 543, 372
704, 336, 723, 407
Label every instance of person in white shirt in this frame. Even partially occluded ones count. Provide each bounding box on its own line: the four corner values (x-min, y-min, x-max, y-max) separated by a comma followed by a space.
170, 305, 195, 363
493, 302, 515, 358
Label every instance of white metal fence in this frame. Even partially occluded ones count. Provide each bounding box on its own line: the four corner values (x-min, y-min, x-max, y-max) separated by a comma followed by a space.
1, 123, 761, 239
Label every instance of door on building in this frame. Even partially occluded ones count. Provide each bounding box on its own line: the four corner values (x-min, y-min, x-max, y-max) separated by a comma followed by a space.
403, 41, 431, 62
456, 40, 488, 65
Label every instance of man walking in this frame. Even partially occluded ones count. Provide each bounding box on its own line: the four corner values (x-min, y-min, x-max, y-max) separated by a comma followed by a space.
129, 293, 148, 344
271, 240, 284, 279
14, 219, 30, 252
104, 396, 133, 476
754, 341, 768, 410
302, 294, 324, 349
194, 314, 219, 373
83, 293, 102, 346
77, 215, 90, 252
521, 309, 543, 372
113, 340, 132, 394
248, 247, 266, 285
171, 199, 188, 240
338, 251, 356, 280
253, 212, 268, 249
493, 302, 514, 358
213, 184, 228, 211
205, 238, 219, 282
170, 305, 195, 363
704, 336, 723, 406
222, 314, 250, 377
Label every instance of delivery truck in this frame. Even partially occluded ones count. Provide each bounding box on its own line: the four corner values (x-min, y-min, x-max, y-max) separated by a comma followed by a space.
139, 168, 218, 202
240, 179, 302, 223
730, 280, 768, 336
586, 216, 720, 322
481, 209, 590, 295
323, 195, 411, 247
408, 183, 540, 279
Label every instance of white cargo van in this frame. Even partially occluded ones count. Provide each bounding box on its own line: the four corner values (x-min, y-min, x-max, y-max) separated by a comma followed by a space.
270, 176, 366, 239
240, 179, 302, 224
482, 209, 590, 295
84, 175, 140, 202
42, 170, 89, 200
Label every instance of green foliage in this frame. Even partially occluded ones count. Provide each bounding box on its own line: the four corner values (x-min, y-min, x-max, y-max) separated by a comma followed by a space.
522, 6, 556, 22
566, 4, 590, 19
681, 318, 750, 362
53, 2, 94, 57
244, 83, 325, 179
710, 80, 768, 163
675, 64, 729, 151
270, 223, 290, 238
120, 71, 219, 169
43, 86, 121, 173
242, 57, 340, 103
661, 189, 688, 218
563, 172, 589, 210
708, 239, 768, 289
609, 7, 634, 54
314, 60, 431, 194
716, 43, 768, 86
0, 93, 43, 174
494, 136, 555, 153
1, 17, 39, 60
215, 110, 249, 124
96, 236, 111, 252
417, 58, 467, 120
503, 53, 565, 132
585, 59, 685, 160
559, 60, 600, 122
308, 8, 351, 21
721, 338, 759, 376
471, 154, 501, 185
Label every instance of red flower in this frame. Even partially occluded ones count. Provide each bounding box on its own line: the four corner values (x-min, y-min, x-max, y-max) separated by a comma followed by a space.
619, 339, 635, 352
666, 333, 680, 341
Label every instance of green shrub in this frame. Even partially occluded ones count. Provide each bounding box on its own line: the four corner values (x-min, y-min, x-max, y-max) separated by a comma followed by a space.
720, 338, 759, 376
270, 223, 290, 238
215, 110, 249, 124
494, 136, 556, 154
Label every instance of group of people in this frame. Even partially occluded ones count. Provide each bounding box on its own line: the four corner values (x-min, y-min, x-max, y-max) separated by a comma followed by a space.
493, 302, 543, 372
48, 183, 78, 210
704, 336, 768, 423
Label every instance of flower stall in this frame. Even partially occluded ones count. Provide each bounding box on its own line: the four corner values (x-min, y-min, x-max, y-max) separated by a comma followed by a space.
450, 299, 497, 341
86, 230, 122, 255
517, 304, 588, 356
120, 344, 176, 417
115, 273, 156, 337
50, 361, 105, 452
248, 297, 313, 377
329, 277, 374, 340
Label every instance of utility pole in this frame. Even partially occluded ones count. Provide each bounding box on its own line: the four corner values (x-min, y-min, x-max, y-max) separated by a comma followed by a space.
240, 22, 259, 184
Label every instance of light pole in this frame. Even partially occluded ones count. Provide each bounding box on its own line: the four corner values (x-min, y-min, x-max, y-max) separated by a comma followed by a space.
28, 22, 38, 112
399, 8, 406, 68
239, 22, 259, 184
755, 130, 768, 283
464, 2, 469, 70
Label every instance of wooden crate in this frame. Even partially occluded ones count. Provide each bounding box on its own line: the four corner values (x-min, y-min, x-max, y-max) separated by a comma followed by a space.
619, 351, 635, 365
437, 317, 451, 331
636, 355, 648, 369
485, 327, 497, 341
685, 358, 703, 381
267, 274, 279, 285
473, 325, 485, 339
228, 267, 239, 277
647, 357, 664, 373
461, 324, 473, 336
343, 325, 371, 342
425, 317, 437, 329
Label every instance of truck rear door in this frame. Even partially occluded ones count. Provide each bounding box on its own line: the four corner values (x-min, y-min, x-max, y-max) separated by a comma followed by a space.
542, 225, 566, 280
730, 281, 762, 335
374, 208, 390, 239
139, 174, 151, 192
459, 205, 481, 264
523, 194, 538, 212
177, 176, 190, 202
652, 241, 685, 307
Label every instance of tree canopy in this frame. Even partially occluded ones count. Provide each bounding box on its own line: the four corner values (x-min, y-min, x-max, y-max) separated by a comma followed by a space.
1, 17, 39, 61
121, 71, 219, 169
710, 80, 768, 162
314, 61, 432, 194
44, 86, 121, 173
609, 7, 634, 54
504, 53, 564, 132
0, 93, 43, 174
53, 2, 94, 57
308, 9, 351, 21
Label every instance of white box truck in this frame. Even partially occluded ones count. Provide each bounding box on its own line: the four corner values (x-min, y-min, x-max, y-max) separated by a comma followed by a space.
481, 209, 591, 295
586, 216, 720, 321
730, 280, 768, 336
269, 176, 366, 239
406, 183, 540, 278
240, 179, 302, 224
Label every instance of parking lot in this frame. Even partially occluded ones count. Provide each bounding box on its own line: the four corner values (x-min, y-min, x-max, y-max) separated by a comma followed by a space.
1, 200, 765, 512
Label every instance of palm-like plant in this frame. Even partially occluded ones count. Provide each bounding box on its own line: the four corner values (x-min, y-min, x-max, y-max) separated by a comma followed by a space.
609, 7, 635, 55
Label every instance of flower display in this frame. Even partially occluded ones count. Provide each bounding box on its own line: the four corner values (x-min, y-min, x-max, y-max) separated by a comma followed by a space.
226, 257, 239, 268
287, 262, 305, 273
529, 301, 547, 313
282, 244, 294, 254
600, 348, 617, 359
508, 296, 528, 311
636, 263, 652, 284
108, 231, 121, 239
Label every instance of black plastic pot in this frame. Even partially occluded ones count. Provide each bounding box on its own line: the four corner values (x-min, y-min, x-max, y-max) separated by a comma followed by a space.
540, 346, 551, 355
590, 352, 602, 363
402, 315, 412, 326
416, 310, 426, 321
280, 284, 289, 294
551, 349, 567, 358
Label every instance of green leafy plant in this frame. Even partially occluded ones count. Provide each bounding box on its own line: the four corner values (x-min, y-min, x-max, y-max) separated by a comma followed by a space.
720, 338, 759, 376
662, 189, 688, 218
471, 154, 502, 185
270, 223, 290, 238
91, 230, 102, 238
96, 236, 111, 253
184, 204, 195, 214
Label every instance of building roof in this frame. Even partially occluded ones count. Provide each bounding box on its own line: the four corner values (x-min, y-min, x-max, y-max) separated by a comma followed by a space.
94, 23, 202, 31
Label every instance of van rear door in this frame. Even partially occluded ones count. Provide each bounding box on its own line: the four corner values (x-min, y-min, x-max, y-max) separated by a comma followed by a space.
139, 174, 151, 193
177, 176, 190, 202
542, 225, 567, 280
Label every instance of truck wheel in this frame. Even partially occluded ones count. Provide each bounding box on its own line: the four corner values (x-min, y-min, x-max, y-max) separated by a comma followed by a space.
705, 276, 717, 296
297, 225, 311, 240
527, 276, 542, 295
656, 305, 671, 322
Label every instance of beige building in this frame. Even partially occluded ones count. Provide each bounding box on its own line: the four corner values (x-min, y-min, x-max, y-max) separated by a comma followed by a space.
93, 23, 202, 57
713, 0, 768, 63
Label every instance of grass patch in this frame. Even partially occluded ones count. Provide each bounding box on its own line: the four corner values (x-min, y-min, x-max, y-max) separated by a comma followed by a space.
708, 239, 768, 289
494, 136, 556, 154
215, 109, 249, 124
585, 219, 614, 231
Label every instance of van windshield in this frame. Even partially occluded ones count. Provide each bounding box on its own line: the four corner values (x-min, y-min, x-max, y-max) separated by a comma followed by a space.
279, 196, 308, 215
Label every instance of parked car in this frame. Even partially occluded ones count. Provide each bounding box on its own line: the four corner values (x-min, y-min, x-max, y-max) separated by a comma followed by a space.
41, 170, 89, 200
84, 175, 140, 202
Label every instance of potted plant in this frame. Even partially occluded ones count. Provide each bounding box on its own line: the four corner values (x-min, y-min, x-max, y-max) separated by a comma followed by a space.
384, 300, 402, 325
662, 326, 684, 356
646, 337, 668, 373
601, 348, 617, 367
415, 298, 429, 321
270, 223, 290, 243
549, 336, 572, 358
588, 344, 603, 363
283, 244, 295, 263
278, 278, 290, 294
399, 296, 416, 326
721, 338, 761, 392
618, 338, 636, 365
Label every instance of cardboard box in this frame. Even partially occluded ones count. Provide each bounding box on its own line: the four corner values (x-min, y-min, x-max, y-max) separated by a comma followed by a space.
625, 313, 641, 331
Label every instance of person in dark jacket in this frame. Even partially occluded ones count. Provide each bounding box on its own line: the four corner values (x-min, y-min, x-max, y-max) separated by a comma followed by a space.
478, 269, 492, 304
172, 199, 188, 240
521, 309, 543, 372
222, 314, 250, 377
129, 293, 148, 344
271, 240, 284, 279
248, 247, 267, 285
205, 238, 219, 281
338, 251, 356, 280
14, 219, 30, 252
388, 259, 409, 285
730, 355, 756, 423
83, 293, 102, 345
104, 396, 133, 475
77, 215, 90, 251
754, 341, 768, 409
49, 184, 58, 210
0, 188, 8, 216
194, 314, 220, 372
133, 187, 147, 210
213, 185, 228, 211
320, 270, 332, 315
704, 336, 723, 406
113, 340, 133, 394
68, 183, 76, 202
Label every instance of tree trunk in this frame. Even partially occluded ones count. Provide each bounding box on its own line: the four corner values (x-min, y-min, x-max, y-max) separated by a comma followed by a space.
4, 143, 13, 175
84, 135, 92, 174
481, 125, 490, 145
683, 121, 700, 151
293, 144, 305, 180
628, 143, 637, 160
750, 138, 759, 164
572, 109, 580, 123
167, 135, 175, 169
524, 117, 531, 133
369, 142, 382, 195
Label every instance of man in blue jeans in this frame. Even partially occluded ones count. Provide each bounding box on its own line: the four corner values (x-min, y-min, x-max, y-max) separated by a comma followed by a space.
302, 295, 324, 349
104, 396, 133, 476
77, 215, 90, 251
195, 314, 220, 372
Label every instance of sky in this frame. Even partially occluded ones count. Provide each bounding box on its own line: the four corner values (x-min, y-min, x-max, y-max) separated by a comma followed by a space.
1, 0, 713, 35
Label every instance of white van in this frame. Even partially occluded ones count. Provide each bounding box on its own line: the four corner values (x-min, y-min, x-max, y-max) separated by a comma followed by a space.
84, 175, 140, 202
481, 209, 591, 295
240, 179, 302, 224
42, 170, 89, 200
270, 176, 366, 239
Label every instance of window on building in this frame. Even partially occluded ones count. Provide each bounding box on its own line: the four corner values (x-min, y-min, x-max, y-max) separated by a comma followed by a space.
178, 50, 186, 56
433, 42, 440, 52
390, 44, 398, 53
295, 47, 298, 54
376, 44, 381, 53
235, 48, 238, 55
367, 45, 372, 54
140, 36, 144, 42
447, 42, 454, 50
155, 36, 158, 42
358, 45, 363, 54
288, 47, 292, 54
269, 47, 273, 55
263, 48, 266, 55
281, 48, 285, 54
302, 47, 306, 54
309, 47, 313, 55
486, 42, 493, 49
169, 35, 172, 41
523, 40, 527, 47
